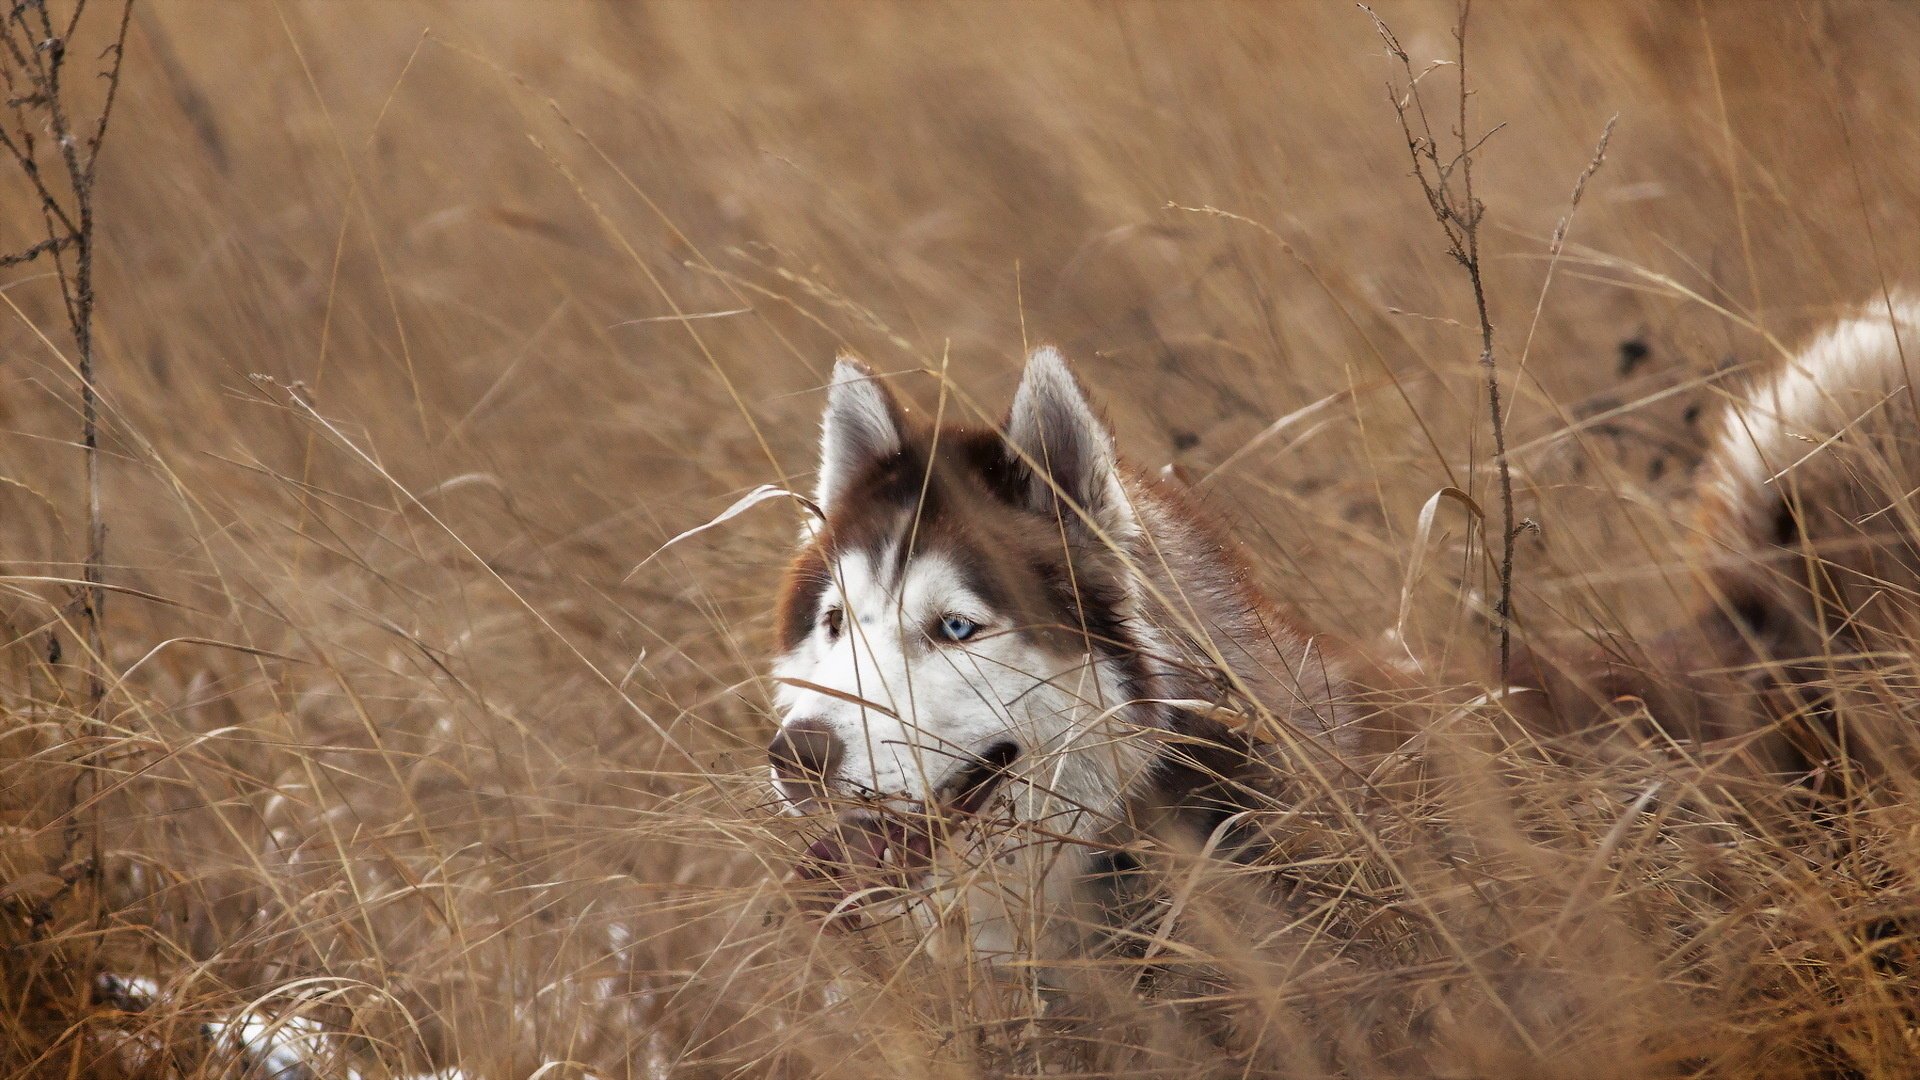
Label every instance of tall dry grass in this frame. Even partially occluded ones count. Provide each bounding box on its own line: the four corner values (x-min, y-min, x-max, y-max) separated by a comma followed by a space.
3, 1, 1920, 1076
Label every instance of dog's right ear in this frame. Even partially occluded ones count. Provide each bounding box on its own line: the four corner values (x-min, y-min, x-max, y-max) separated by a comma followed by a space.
1004, 346, 1138, 544
815, 356, 904, 514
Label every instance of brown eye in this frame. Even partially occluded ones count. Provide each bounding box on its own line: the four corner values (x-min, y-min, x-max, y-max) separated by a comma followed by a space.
821, 607, 844, 640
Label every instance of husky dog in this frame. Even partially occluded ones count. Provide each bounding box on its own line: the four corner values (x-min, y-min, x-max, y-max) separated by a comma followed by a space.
765, 300, 1920, 962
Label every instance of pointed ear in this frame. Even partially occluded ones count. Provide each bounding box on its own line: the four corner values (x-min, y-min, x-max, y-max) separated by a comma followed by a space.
816, 356, 905, 513
1004, 347, 1136, 541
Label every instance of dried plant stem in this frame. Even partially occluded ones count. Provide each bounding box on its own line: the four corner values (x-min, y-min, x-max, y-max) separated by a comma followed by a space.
0, 0, 135, 940
1365, 0, 1516, 681
2, 0, 134, 712
1465, 200, 1512, 686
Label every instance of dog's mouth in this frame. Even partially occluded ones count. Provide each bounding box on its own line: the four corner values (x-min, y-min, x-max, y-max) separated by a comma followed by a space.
785, 741, 1023, 928
941, 740, 1022, 818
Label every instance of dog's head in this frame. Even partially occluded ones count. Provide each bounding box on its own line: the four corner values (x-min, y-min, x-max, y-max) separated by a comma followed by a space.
767, 348, 1162, 904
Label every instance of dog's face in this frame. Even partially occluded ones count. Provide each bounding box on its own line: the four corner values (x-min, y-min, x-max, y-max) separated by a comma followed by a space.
767, 350, 1157, 876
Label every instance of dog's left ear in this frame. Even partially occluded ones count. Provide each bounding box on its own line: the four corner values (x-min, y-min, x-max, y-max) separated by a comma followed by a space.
1004, 347, 1138, 543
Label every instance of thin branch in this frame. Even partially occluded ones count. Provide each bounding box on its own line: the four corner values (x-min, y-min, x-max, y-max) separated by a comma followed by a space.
0, 0, 134, 1005
0, 230, 68, 266
1365, 0, 1519, 683
80, 0, 126, 180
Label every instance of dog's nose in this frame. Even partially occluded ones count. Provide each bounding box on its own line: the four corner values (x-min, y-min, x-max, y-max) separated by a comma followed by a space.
768, 717, 844, 802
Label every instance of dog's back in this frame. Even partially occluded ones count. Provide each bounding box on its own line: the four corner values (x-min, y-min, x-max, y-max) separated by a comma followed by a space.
1509, 299, 1920, 774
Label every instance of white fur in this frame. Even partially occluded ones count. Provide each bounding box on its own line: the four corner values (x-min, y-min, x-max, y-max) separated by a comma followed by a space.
772, 549, 1149, 828
1706, 298, 1920, 550
771, 542, 1153, 959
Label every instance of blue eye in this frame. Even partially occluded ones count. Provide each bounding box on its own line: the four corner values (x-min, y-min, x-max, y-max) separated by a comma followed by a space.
938, 615, 979, 643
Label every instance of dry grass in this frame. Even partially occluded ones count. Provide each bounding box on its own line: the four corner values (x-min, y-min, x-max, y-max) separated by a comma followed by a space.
4, 1, 1920, 1076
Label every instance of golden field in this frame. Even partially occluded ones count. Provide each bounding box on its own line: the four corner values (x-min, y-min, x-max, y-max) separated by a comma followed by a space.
4, 2, 1920, 1076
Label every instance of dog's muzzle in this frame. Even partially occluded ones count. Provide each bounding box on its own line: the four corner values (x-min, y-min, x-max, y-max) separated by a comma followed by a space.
772, 737, 1024, 930
767, 716, 843, 808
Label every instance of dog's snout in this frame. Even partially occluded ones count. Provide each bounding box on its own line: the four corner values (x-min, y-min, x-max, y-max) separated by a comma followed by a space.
769, 717, 844, 801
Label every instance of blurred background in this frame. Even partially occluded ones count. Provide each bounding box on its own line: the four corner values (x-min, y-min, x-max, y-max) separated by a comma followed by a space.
3, 2, 1919, 1076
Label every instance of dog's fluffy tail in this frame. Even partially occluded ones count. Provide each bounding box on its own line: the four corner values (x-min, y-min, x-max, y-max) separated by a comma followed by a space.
1509, 300, 1920, 767
1694, 298, 1920, 667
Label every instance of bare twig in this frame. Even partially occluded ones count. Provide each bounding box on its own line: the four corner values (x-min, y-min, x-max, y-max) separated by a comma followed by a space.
2, 0, 133, 707
1510, 115, 1617, 422
1364, 0, 1517, 681
0, 0, 135, 967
